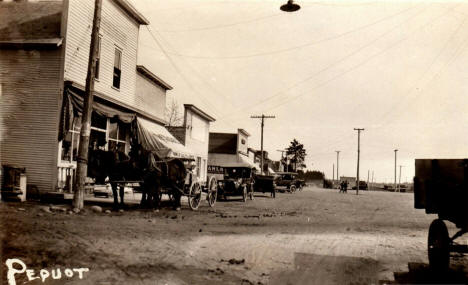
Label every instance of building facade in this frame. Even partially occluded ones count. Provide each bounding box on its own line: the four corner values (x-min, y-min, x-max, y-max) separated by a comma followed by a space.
168, 104, 215, 184
0, 0, 186, 195
207, 129, 258, 172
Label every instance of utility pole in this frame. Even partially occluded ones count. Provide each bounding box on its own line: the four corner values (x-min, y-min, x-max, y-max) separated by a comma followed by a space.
73, 0, 103, 210
335, 151, 340, 183
367, 169, 370, 191
354, 128, 364, 195
251, 115, 275, 175
333, 163, 335, 182
398, 165, 404, 192
394, 149, 398, 192
277, 149, 287, 172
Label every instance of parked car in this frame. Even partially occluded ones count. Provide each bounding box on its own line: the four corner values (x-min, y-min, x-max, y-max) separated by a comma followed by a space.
352, 181, 368, 190
274, 172, 301, 193
253, 174, 276, 198
217, 166, 255, 201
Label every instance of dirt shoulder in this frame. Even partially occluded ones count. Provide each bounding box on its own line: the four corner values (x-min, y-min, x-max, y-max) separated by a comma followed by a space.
1, 187, 466, 284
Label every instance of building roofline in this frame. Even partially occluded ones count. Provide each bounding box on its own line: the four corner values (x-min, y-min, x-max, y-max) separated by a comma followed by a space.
184, 104, 216, 122
136, 65, 173, 90
238, 128, 250, 137
113, 0, 149, 25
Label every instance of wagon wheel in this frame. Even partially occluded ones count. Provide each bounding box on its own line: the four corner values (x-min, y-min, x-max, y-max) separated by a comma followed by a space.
188, 183, 202, 210
428, 219, 450, 271
290, 185, 297, 193
207, 177, 217, 207
242, 186, 247, 202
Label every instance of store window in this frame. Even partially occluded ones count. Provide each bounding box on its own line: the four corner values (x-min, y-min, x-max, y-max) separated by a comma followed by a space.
108, 120, 128, 153
60, 112, 129, 163
90, 112, 107, 150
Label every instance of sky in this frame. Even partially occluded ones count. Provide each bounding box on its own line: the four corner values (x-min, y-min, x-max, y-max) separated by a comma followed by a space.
129, 0, 468, 183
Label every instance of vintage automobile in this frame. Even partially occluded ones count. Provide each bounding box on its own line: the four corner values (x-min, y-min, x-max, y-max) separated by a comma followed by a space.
253, 174, 276, 198
351, 181, 368, 190
274, 172, 301, 193
209, 165, 255, 202
414, 159, 468, 271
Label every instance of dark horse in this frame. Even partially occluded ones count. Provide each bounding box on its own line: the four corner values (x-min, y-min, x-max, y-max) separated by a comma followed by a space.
87, 147, 186, 210
139, 148, 187, 210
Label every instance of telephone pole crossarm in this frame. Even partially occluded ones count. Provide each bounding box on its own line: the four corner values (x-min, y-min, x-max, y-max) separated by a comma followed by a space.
251, 114, 276, 175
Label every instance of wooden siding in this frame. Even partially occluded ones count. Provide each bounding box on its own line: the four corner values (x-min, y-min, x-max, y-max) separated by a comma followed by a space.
135, 73, 166, 120
184, 110, 210, 182
64, 0, 139, 108
0, 49, 62, 193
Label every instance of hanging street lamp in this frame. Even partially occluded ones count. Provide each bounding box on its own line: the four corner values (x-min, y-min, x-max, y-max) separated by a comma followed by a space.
280, 0, 301, 12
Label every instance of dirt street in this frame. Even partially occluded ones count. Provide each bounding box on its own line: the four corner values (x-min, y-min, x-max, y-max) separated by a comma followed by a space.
1, 186, 467, 285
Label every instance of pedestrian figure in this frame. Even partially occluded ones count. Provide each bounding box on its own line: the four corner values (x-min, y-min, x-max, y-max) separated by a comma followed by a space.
344, 181, 348, 193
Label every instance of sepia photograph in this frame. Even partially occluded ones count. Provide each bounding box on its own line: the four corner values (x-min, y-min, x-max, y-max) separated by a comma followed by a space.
1, 0, 468, 284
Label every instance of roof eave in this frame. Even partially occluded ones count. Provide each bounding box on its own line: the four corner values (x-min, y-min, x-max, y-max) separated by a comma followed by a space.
136, 65, 173, 90
114, 0, 149, 25
0, 38, 63, 49
184, 104, 216, 122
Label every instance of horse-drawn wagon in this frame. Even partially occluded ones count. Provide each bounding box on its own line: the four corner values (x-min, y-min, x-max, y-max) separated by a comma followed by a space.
414, 159, 468, 271
88, 117, 217, 210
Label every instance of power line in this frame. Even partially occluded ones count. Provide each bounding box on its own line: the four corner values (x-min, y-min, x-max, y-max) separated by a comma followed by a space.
216, 4, 431, 122
256, 4, 461, 114
155, 4, 420, 59
154, 1, 381, 33
145, 26, 238, 129
370, 9, 468, 129
151, 28, 237, 117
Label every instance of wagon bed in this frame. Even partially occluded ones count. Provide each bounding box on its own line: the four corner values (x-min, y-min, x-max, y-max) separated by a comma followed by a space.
414, 159, 468, 271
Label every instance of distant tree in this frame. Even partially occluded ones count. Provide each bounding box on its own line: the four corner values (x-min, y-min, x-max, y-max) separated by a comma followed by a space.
165, 99, 183, 128
302, 170, 324, 180
286, 139, 307, 172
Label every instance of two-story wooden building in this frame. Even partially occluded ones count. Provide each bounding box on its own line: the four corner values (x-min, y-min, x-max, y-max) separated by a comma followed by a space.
168, 104, 215, 185
0, 0, 192, 195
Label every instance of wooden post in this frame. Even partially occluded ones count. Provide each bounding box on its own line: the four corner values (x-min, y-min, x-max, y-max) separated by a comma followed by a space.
394, 149, 398, 192
354, 128, 364, 195
73, 0, 103, 210
251, 115, 275, 175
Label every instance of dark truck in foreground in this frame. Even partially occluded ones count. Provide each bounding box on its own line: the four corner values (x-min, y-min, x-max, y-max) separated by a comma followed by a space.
414, 159, 468, 271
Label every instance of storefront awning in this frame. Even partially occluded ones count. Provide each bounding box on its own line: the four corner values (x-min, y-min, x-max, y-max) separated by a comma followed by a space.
59, 86, 136, 141
209, 155, 258, 169
136, 116, 195, 160
66, 87, 135, 123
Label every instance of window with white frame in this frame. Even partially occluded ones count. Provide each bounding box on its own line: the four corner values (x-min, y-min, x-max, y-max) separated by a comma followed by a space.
108, 120, 127, 153
113, 47, 122, 89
